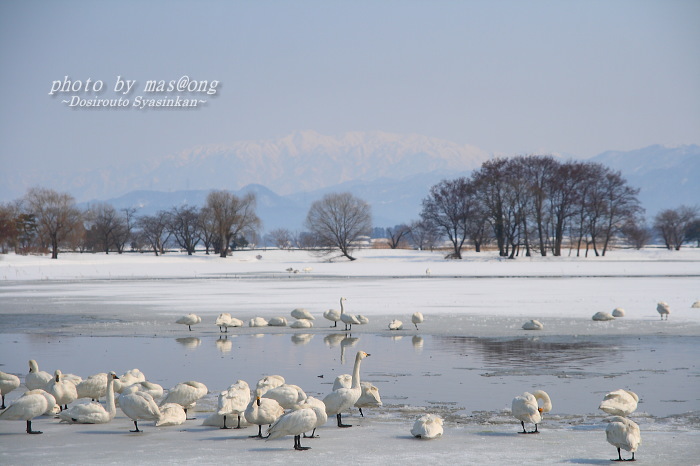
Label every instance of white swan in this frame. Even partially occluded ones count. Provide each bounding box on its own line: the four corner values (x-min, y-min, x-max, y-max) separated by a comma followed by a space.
290, 319, 313, 329
268, 316, 288, 327
59, 371, 119, 424
657, 301, 670, 320
228, 317, 244, 327
176, 313, 202, 331
0, 389, 55, 434
114, 368, 146, 394
0, 371, 20, 409
256, 375, 285, 396
217, 380, 251, 429
324, 298, 345, 327
301, 396, 327, 438
138, 380, 164, 400
46, 369, 78, 410
76, 372, 108, 401
291, 308, 315, 320
155, 403, 187, 426
592, 311, 615, 321
356, 314, 369, 325
266, 404, 318, 450
332, 375, 382, 416
411, 413, 444, 439
160, 381, 208, 419
249, 317, 269, 327
119, 385, 161, 432
245, 392, 284, 438
522, 319, 544, 330
338, 298, 360, 331
599, 389, 639, 416
323, 351, 370, 427
511, 390, 552, 434
605, 416, 641, 461
612, 307, 626, 317
215, 313, 232, 332
692, 300, 700, 308
411, 312, 424, 329
25, 359, 52, 390
388, 319, 403, 330
262, 384, 307, 409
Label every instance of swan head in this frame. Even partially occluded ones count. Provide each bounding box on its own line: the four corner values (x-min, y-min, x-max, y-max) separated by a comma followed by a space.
357, 351, 371, 360
54, 369, 62, 382
29, 359, 39, 372
109, 372, 120, 380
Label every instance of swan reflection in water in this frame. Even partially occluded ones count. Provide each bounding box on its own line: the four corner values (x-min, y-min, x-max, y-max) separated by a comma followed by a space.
412, 335, 424, 351
216, 336, 233, 353
291, 333, 314, 345
175, 337, 201, 349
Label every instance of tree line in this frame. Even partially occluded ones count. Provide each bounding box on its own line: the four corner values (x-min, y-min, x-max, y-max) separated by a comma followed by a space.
0, 156, 698, 259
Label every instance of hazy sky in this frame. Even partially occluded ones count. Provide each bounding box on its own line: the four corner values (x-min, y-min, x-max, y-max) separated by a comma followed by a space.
1, 0, 698, 176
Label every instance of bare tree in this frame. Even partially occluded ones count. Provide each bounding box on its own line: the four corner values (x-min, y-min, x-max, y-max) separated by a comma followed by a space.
653, 205, 700, 250
407, 219, 442, 251
620, 216, 652, 249
304, 192, 372, 261
86, 203, 126, 254
197, 206, 217, 255
24, 188, 82, 259
136, 211, 171, 256
386, 224, 411, 249
206, 190, 261, 258
169, 206, 201, 255
268, 228, 293, 249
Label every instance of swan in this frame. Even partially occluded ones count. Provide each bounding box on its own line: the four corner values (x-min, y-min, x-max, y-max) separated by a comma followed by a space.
217, 380, 251, 429
522, 319, 544, 330
0, 389, 55, 434
159, 381, 208, 419
605, 416, 641, 462
262, 384, 307, 409
76, 372, 108, 401
176, 313, 202, 331
411, 413, 444, 439
692, 300, 700, 308
25, 359, 52, 390
301, 396, 327, 438
119, 385, 161, 432
229, 317, 244, 327
592, 311, 615, 321
599, 389, 639, 416
268, 316, 288, 327
290, 308, 315, 320
612, 307, 626, 317
323, 351, 370, 427
266, 404, 318, 450
216, 313, 232, 332
249, 317, 269, 327
511, 390, 552, 434
245, 392, 284, 438
155, 403, 187, 426
332, 375, 382, 416
58, 372, 119, 424
137, 380, 164, 400
356, 314, 369, 325
657, 301, 670, 320
388, 319, 403, 330
323, 298, 345, 327
340, 300, 361, 331
46, 369, 78, 410
411, 312, 424, 330
114, 368, 146, 394
290, 319, 313, 329
0, 371, 20, 409
256, 375, 285, 396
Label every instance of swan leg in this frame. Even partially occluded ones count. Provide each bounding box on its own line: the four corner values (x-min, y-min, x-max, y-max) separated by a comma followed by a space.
337, 413, 352, 428
26, 420, 42, 434
235, 415, 243, 429
359, 407, 364, 417
303, 428, 318, 438
294, 434, 311, 450
518, 421, 528, 434
220, 415, 230, 429
130, 420, 142, 432
185, 408, 195, 420
532, 423, 539, 434
1, 394, 5, 409
249, 424, 264, 438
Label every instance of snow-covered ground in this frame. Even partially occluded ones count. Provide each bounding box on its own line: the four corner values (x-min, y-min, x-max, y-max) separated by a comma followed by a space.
1, 248, 699, 464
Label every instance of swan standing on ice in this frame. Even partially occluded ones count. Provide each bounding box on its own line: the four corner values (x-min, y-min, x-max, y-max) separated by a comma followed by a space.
339, 299, 361, 331
160, 381, 208, 420
323, 351, 370, 427
46, 370, 79, 411
511, 390, 552, 434
59, 372, 119, 424
411, 312, 424, 330
323, 297, 345, 327
599, 389, 639, 416
657, 301, 670, 320
0, 389, 55, 434
301, 396, 327, 438
176, 313, 202, 331
119, 385, 161, 432
291, 308, 315, 321
605, 416, 641, 461
25, 359, 52, 390
522, 319, 544, 330
217, 380, 251, 429
332, 375, 382, 416
0, 371, 20, 409
245, 392, 284, 438
266, 403, 319, 450
216, 313, 233, 332
411, 413, 444, 439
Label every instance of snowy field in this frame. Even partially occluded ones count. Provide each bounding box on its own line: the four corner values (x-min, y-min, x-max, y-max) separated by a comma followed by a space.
0, 248, 699, 465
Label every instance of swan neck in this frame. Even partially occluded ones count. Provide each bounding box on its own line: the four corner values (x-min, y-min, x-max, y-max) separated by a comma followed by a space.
340, 299, 345, 314
106, 377, 117, 415
351, 353, 362, 389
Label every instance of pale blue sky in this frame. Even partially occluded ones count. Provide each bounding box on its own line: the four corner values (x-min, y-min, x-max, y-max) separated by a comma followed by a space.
1, 0, 698, 175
